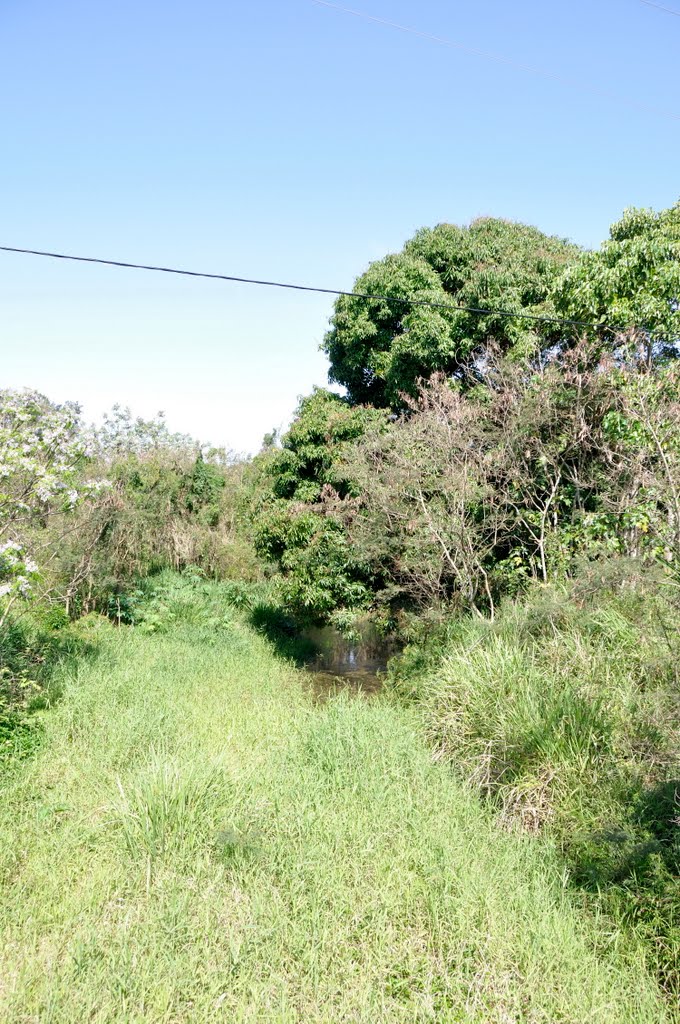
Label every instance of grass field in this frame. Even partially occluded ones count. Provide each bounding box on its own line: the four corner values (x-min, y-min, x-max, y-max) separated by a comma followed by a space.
0, 588, 669, 1022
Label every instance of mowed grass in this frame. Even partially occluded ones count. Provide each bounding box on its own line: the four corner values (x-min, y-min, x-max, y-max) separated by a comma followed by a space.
0, 606, 668, 1022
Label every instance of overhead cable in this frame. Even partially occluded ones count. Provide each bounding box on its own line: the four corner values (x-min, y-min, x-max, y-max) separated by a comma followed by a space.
311, 0, 680, 122
640, 0, 680, 16
0, 243, 619, 331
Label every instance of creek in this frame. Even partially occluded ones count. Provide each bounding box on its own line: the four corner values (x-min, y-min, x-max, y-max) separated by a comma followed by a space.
299, 622, 397, 698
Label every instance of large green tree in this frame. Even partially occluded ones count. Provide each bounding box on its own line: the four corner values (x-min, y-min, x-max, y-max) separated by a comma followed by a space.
555, 201, 680, 363
323, 217, 577, 407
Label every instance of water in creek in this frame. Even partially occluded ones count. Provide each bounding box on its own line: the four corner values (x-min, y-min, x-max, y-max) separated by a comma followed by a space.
300, 622, 397, 698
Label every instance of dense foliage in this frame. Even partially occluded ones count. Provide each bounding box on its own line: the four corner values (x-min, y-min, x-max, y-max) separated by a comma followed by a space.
259, 202, 680, 624
0, 399, 255, 744
331, 353, 680, 614
323, 217, 577, 407
556, 201, 680, 361
251, 389, 387, 617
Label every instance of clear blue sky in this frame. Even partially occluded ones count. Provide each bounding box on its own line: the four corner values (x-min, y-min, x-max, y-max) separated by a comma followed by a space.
2, 0, 678, 452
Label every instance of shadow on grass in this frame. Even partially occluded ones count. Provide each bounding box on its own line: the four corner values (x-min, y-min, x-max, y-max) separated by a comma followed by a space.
566, 778, 680, 1002
247, 602, 319, 666
569, 779, 679, 888
636, 779, 680, 869
1, 614, 103, 776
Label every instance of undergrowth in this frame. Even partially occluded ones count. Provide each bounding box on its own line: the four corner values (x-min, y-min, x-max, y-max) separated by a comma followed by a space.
0, 608, 95, 773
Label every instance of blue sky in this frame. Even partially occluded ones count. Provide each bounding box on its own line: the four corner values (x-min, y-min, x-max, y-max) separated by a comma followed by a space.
2, 0, 678, 453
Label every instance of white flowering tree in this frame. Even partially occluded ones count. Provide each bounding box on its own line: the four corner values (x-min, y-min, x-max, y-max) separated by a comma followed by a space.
90, 404, 230, 464
0, 390, 94, 625
93, 405, 195, 457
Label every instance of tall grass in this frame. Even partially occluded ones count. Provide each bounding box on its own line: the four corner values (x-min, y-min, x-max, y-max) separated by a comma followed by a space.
412, 576, 680, 1005
0, 578, 670, 1021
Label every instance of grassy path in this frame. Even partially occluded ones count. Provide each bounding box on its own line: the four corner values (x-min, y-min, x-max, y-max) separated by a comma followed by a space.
0, 603, 668, 1022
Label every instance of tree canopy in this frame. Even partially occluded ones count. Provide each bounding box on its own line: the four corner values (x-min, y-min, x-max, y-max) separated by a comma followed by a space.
323, 217, 578, 407
555, 202, 680, 360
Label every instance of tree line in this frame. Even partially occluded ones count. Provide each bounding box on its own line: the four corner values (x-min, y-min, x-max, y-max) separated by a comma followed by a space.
2, 200, 679, 641
252, 201, 680, 625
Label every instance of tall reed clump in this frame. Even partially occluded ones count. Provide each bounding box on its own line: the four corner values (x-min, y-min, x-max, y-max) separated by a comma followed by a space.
414, 565, 680, 1002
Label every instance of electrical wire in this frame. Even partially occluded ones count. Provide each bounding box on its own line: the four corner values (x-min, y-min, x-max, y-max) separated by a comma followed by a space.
640, 0, 680, 16
0, 243, 616, 331
311, 0, 680, 122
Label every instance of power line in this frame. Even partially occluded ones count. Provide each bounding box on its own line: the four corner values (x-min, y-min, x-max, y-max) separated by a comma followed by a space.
640, 0, 680, 16
311, 0, 680, 122
0, 243, 614, 332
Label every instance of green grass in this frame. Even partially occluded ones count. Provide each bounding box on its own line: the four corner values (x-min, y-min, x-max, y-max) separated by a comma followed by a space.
411, 579, 680, 1006
0, 584, 669, 1022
